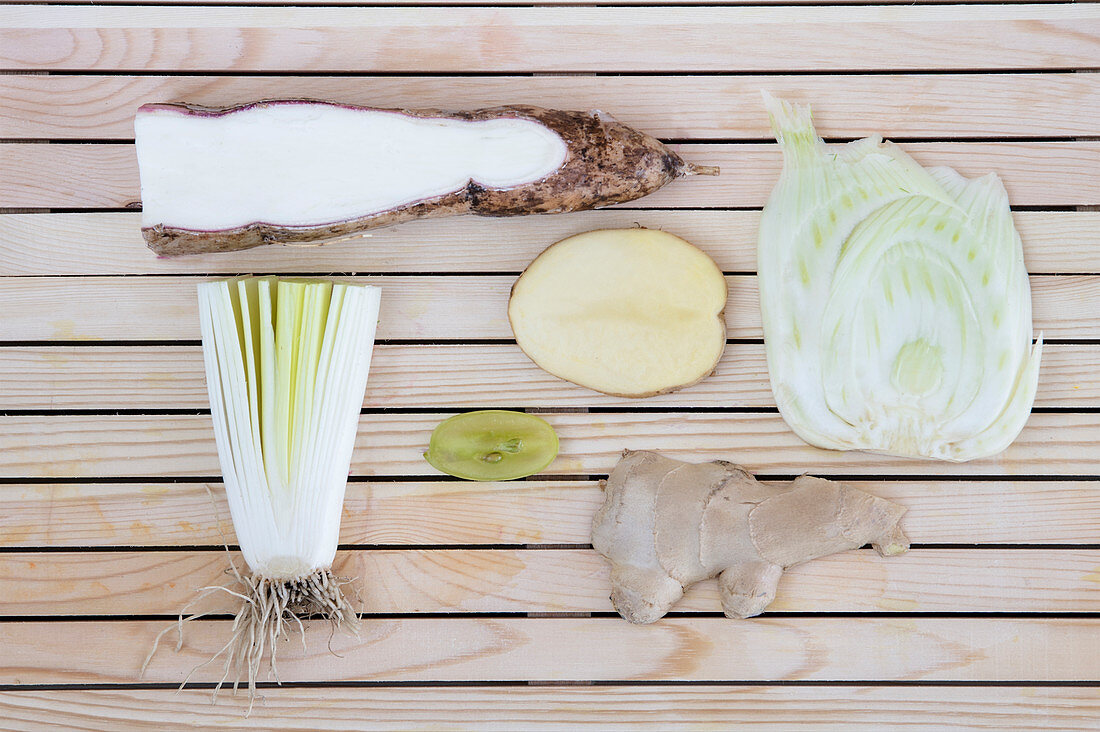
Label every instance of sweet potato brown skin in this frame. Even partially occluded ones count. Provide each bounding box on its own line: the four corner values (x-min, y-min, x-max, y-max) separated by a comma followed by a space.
139, 102, 716, 256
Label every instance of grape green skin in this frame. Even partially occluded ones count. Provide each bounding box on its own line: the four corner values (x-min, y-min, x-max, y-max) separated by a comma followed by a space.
424, 410, 560, 481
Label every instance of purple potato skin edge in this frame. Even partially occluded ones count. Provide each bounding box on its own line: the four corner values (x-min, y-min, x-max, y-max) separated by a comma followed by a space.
137, 101, 718, 257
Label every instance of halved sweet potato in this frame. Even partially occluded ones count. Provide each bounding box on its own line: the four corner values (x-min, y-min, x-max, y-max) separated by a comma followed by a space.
135, 102, 718, 256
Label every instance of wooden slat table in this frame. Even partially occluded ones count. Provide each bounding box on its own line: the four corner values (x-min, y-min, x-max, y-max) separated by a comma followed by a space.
1, 2, 1099, 729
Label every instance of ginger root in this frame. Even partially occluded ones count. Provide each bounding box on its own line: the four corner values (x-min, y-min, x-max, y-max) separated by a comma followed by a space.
591, 450, 909, 623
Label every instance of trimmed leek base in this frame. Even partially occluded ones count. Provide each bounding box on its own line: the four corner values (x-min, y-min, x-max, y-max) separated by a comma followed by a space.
161, 276, 379, 711
147, 565, 358, 713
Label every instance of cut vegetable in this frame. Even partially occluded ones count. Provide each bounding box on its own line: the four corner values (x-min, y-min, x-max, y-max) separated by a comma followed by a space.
508, 228, 728, 398
592, 450, 909, 624
758, 94, 1042, 462
424, 410, 559, 481
148, 276, 380, 703
135, 102, 718, 256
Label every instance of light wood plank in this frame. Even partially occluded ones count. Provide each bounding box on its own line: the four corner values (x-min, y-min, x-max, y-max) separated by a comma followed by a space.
2, 6, 1098, 72
4, 617, 1098, 684
3, 480, 1099, 548
6, 73, 1099, 140
2, 548, 1098, 616
0, 275, 519, 342
0, 274, 1092, 341
0, 412, 1095, 478
1, 343, 1095, 410
9, 0, 1068, 5
5, 142, 1100, 209
2, 686, 1098, 732
23, 5, 1098, 28
2, 211, 1097, 276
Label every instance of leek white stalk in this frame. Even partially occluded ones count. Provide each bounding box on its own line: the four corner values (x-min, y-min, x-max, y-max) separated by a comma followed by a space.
758, 95, 1041, 462
158, 276, 379, 698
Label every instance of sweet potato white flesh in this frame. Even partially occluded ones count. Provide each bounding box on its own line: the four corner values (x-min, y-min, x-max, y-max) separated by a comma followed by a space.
136, 103, 568, 230
136, 102, 717, 256
508, 229, 727, 398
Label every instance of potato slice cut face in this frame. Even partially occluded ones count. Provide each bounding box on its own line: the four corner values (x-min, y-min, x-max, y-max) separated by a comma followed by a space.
508, 229, 727, 398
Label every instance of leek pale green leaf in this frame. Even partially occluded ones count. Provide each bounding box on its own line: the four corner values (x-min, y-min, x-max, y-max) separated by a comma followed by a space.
758, 95, 1041, 462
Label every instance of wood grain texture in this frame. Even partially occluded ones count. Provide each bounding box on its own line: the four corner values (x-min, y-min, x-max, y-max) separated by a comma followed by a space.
3, 480, 1099, 548
0, 275, 519, 342
2, 211, 1097, 276
5, 142, 1100, 209
0, 274, 1092, 341
2, 686, 1098, 732
4, 617, 1098, 684
3, 1, 1099, 726
1, 343, 1096, 410
2, 548, 1098, 616
2, 6, 1099, 72
9, 0, 1071, 5
0, 411, 1096, 479
5, 73, 1099, 140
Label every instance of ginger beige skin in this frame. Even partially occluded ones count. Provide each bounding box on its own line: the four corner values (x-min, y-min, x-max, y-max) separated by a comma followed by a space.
140, 102, 718, 256
592, 450, 909, 624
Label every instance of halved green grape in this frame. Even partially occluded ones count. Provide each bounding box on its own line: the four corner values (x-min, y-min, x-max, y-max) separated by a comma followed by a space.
424, 410, 559, 481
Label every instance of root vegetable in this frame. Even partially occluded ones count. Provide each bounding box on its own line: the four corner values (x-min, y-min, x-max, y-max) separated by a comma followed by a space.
135, 102, 718, 256
508, 228, 728, 398
592, 450, 909, 624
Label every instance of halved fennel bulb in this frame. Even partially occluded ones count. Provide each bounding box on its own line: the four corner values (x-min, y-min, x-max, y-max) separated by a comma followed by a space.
758, 95, 1041, 462
171, 277, 380, 697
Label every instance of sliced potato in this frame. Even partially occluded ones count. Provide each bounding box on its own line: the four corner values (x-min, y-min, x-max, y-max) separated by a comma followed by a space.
508, 228, 727, 398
